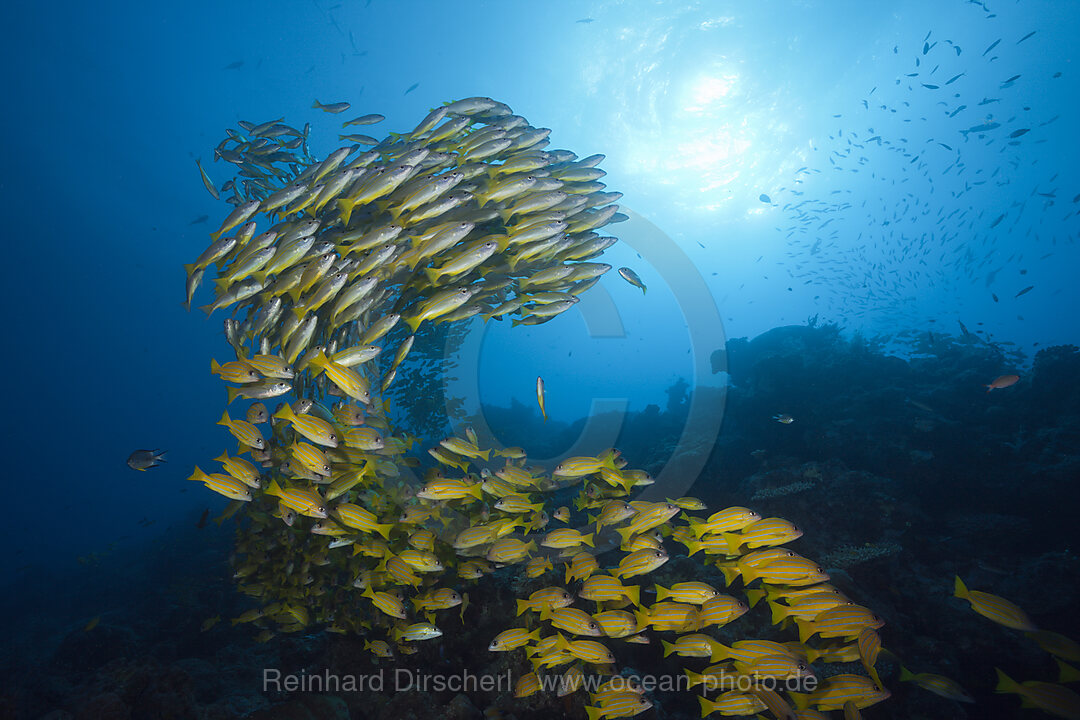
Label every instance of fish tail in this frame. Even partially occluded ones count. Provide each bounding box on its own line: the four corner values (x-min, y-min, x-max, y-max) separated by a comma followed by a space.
375, 523, 394, 540
768, 601, 788, 625
616, 526, 634, 545
722, 532, 743, 555
899, 666, 914, 682
312, 100, 322, 109
633, 608, 649, 629
953, 575, 969, 599
597, 448, 619, 471
184, 263, 197, 276
720, 565, 741, 585
404, 315, 423, 334
272, 404, 294, 421
226, 387, 240, 405
336, 199, 354, 226
737, 563, 756, 583
661, 639, 675, 657
797, 620, 814, 644
745, 588, 765, 608
696, 695, 713, 718
198, 302, 216, 316
217, 410, 231, 427
581, 533, 594, 548
654, 584, 669, 602
515, 599, 529, 616
788, 692, 811, 711
995, 668, 1022, 695
625, 584, 639, 607
1058, 659, 1080, 684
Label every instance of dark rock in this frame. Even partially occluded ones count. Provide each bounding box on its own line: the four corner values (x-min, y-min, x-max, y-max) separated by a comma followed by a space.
128, 666, 197, 720
245, 694, 349, 720
51, 627, 138, 674
73, 693, 130, 720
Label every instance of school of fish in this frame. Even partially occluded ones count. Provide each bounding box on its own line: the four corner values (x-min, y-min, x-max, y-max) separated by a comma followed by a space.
182, 97, 1080, 718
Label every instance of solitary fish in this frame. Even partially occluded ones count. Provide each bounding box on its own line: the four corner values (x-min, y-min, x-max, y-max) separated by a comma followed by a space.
195, 158, 219, 200
955, 576, 1036, 630
618, 267, 647, 294
759, 193, 772, 203
985, 374, 1019, 393
537, 376, 547, 422
127, 449, 167, 471
773, 414, 794, 424
312, 99, 350, 113
343, 113, 385, 126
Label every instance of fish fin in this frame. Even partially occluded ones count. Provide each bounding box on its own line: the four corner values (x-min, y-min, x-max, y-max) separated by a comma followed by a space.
953, 575, 969, 599
661, 639, 674, 657
745, 588, 765, 608
226, 386, 239, 404
625, 584, 639, 607
899, 666, 914, 682
768, 601, 788, 625
581, 533, 594, 548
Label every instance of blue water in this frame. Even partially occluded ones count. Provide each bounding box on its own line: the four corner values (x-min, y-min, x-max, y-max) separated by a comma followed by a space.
2, 1, 1078, 718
